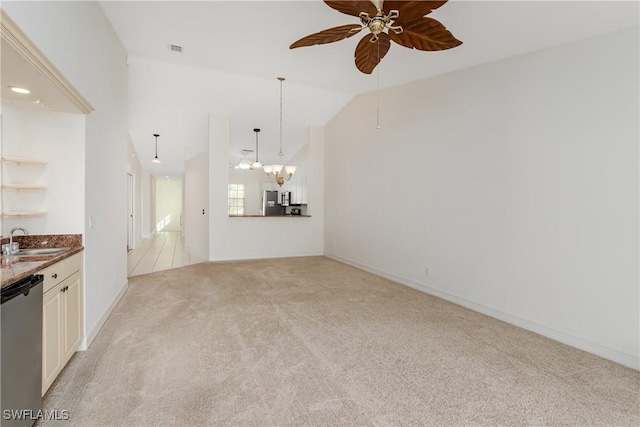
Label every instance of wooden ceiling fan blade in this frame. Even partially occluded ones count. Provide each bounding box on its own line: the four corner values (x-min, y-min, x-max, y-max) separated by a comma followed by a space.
354, 32, 391, 74
389, 17, 462, 51
383, 1, 448, 20
324, 1, 378, 18
290, 24, 363, 49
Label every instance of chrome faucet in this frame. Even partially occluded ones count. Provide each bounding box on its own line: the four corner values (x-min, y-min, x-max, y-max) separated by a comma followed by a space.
9, 227, 29, 249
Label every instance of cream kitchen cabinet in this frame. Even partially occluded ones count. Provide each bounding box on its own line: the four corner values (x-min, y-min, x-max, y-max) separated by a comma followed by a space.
41, 252, 83, 395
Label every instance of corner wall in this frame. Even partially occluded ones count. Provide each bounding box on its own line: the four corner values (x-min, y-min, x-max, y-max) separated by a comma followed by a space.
209, 114, 324, 261
324, 26, 640, 369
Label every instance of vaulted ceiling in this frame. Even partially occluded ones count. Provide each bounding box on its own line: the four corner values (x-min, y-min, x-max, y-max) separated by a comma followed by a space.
99, 1, 639, 174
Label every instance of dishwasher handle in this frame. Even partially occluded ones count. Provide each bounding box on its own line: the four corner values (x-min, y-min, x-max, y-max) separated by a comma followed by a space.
1, 275, 44, 305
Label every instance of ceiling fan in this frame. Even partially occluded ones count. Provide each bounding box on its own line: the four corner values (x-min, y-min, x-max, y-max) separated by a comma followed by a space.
231, 149, 253, 169
290, 1, 462, 74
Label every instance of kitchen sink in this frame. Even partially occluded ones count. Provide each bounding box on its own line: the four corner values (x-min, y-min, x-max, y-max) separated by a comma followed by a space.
17, 248, 69, 256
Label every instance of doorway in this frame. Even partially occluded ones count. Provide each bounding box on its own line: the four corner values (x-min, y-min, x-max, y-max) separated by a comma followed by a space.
155, 177, 183, 233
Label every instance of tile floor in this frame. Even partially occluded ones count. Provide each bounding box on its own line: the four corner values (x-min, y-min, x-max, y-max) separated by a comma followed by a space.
127, 231, 205, 277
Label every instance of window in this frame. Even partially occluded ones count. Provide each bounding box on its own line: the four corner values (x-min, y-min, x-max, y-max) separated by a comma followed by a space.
228, 183, 245, 215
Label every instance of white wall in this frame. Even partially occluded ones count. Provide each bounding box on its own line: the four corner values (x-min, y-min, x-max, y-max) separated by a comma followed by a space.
155, 178, 182, 232
3, 1, 129, 347
184, 151, 209, 260
126, 136, 143, 248
324, 27, 639, 369
149, 175, 157, 237
1, 104, 85, 236
209, 113, 324, 261
140, 171, 151, 238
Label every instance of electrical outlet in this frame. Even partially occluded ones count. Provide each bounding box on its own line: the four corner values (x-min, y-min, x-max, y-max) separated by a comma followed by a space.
113, 273, 117, 285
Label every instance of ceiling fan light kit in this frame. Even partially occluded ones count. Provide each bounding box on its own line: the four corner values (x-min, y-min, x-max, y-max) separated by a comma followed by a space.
290, 0, 462, 74
235, 149, 252, 170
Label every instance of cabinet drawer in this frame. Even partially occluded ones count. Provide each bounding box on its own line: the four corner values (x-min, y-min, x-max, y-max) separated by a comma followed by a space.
64, 253, 82, 276
42, 263, 64, 294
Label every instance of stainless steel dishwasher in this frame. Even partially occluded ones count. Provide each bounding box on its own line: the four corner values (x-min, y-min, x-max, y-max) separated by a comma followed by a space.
1, 274, 43, 427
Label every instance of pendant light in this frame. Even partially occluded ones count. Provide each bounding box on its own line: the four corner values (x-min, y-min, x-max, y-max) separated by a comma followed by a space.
151, 133, 161, 164
250, 128, 262, 170
263, 77, 296, 186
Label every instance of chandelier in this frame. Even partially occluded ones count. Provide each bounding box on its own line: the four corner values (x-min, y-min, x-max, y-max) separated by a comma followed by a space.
262, 77, 296, 186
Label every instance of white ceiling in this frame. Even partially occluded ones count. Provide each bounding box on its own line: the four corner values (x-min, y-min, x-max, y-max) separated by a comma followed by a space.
99, 0, 639, 174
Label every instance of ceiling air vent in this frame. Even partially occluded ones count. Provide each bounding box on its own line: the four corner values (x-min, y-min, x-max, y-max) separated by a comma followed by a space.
169, 44, 183, 53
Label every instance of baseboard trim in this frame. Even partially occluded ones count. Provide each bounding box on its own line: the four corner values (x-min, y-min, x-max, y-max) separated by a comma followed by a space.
79, 279, 129, 351
325, 253, 639, 371
212, 251, 324, 262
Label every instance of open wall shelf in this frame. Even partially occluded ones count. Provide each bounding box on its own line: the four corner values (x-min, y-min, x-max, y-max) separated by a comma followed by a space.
1, 184, 47, 192
1, 212, 47, 218
2, 156, 48, 167
1, 156, 48, 219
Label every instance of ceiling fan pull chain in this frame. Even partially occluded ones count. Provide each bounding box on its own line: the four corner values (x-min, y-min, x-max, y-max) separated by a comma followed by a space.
376, 39, 381, 130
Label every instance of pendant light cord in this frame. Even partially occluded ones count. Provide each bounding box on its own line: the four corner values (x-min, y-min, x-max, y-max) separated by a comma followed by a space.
255, 130, 259, 162
278, 77, 284, 157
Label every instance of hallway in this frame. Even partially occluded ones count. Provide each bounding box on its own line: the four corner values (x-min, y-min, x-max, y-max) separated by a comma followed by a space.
127, 231, 205, 277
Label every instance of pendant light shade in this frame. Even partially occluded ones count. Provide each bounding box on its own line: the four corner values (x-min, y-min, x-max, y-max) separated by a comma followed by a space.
151, 133, 161, 164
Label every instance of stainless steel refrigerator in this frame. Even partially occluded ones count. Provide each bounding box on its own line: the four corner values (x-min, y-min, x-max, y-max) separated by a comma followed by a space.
262, 190, 282, 216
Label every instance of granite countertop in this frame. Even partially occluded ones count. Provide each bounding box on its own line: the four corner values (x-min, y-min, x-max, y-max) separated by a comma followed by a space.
0, 234, 84, 289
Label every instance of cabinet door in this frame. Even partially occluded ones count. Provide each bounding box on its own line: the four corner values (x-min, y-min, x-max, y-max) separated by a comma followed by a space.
42, 287, 63, 395
63, 272, 83, 364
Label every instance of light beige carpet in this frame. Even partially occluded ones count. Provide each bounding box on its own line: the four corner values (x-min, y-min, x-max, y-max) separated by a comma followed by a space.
41, 256, 638, 426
